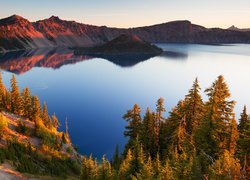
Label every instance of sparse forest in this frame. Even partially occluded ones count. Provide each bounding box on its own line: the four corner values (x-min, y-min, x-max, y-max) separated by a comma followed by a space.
80, 75, 249, 180
0, 74, 80, 178
0, 74, 249, 179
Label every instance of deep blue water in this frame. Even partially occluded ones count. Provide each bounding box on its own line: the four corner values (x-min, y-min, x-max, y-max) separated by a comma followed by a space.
0, 44, 250, 159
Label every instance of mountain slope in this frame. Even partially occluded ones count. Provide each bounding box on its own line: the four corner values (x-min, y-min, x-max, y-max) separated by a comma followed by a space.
1, 15, 250, 52
0, 15, 53, 52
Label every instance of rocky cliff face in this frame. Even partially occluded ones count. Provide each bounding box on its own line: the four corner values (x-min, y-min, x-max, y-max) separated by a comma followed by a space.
1, 15, 250, 52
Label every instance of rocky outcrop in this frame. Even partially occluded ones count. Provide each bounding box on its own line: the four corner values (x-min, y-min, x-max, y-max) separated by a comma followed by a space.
0, 15, 250, 52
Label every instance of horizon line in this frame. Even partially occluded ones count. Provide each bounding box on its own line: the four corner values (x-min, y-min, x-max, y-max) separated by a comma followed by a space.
1, 14, 249, 30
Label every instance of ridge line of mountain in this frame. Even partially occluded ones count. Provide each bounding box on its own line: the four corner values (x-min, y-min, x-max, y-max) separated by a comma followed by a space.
0, 14, 250, 52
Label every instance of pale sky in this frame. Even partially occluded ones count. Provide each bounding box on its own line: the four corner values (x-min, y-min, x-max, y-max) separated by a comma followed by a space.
1, 0, 250, 28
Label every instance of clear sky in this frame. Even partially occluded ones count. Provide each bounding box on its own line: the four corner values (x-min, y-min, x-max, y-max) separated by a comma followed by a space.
1, 0, 250, 28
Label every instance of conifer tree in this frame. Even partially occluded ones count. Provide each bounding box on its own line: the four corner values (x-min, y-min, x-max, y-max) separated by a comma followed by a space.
209, 150, 241, 179
201, 75, 235, 158
184, 78, 204, 135
0, 72, 6, 111
65, 118, 70, 140
51, 113, 60, 130
162, 160, 174, 180
32, 96, 44, 130
229, 117, 239, 155
10, 75, 23, 115
153, 153, 162, 178
141, 107, 157, 157
237, 106, 250, 177
22, 87, 32, 119
124, 138, 146, 178
162, 100, 185, 157
123, 104, 142, 152
80, 155, 99, 180
119, 149, 133, 179
155, 98, 166, 150
99, 155, 113, 179
42, 102, 50, 128
112, 144, 121, 171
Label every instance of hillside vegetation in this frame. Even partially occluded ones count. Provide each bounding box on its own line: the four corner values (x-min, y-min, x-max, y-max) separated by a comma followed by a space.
0, 73, 249, 179
0, 74, 81, 179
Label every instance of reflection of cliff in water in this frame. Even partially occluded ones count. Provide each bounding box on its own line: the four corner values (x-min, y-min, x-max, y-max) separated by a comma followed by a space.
83, 53, 160, 67
77, 50, 188, 67
0, 48, 92, 74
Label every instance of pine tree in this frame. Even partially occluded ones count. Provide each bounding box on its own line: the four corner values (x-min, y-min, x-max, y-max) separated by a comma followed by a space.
22, 87, 32, 119
153, 153, 162, 178
0, 72, 6, 111
65, 118, 70, 140
112, 144, 120, 171
155, 98, 166, 150
42, 102, 50, 128
141, 107, 157, 157
51, 113, 60, 130
32, 96, 43, 129
125, 138, 146, 178
237, 106, 250, 177
184, 78, 204, 135
209, 150, 241, 179
99, 155, 113, 179
162, 160, 174, 180
143, 156, 154, 178
119, 149, 133, 179
80, 155, 99, 180
123, 104, 142, 152
162, 100, 185, 157
202, 75, 236, 157
229, 117, 239, 155
10, 75, 23, 115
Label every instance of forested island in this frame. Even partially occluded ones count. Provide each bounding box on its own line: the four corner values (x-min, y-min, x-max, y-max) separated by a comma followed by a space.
0, 74, 249, 179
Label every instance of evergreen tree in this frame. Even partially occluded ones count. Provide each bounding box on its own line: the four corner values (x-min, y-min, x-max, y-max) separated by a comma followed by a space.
42, 102, 50, 128
183, 78, 204, 135
200, 75, 235, 158
22, 87, 32, 119
153, 153, 162, 178
65, 118, 70, 140
124, 138, 146, 179
162, 100, 185, 157
229, 117, 239, 155
51, 113, 60, 131
112, 144, 121, 171
119, 149, 133, 179
99, 155, 113, 180
209, 150, 241, 179
162, 160, 174, 180
237, 106, 250, 177
80, 155, 98, 180
123, 104, 142, 152
0, 72, 6, 111
155, 98, 166, 151
141, 107, 157, 157
32, 96, 43, 129
10, 75, 23, 115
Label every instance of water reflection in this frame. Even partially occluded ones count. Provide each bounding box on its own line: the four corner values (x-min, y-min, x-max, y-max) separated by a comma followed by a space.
0, 48, 92, 74
0, 47, 189, 74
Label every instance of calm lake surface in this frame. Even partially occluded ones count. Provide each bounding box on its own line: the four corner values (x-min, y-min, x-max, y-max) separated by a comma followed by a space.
0, 44, 250, 159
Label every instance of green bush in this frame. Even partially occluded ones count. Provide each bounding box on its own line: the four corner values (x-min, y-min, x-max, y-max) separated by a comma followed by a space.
16, 119, 27, 134
36, 127, 56, 148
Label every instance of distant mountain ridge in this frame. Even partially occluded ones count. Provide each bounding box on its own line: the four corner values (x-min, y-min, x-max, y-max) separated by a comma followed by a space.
0, 15, 250, 52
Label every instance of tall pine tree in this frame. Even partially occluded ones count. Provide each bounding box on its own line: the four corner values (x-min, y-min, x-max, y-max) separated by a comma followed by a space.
10, 75, 23, 115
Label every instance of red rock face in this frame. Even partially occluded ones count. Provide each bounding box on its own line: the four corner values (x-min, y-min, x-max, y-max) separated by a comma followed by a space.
0, 15, 250, 52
